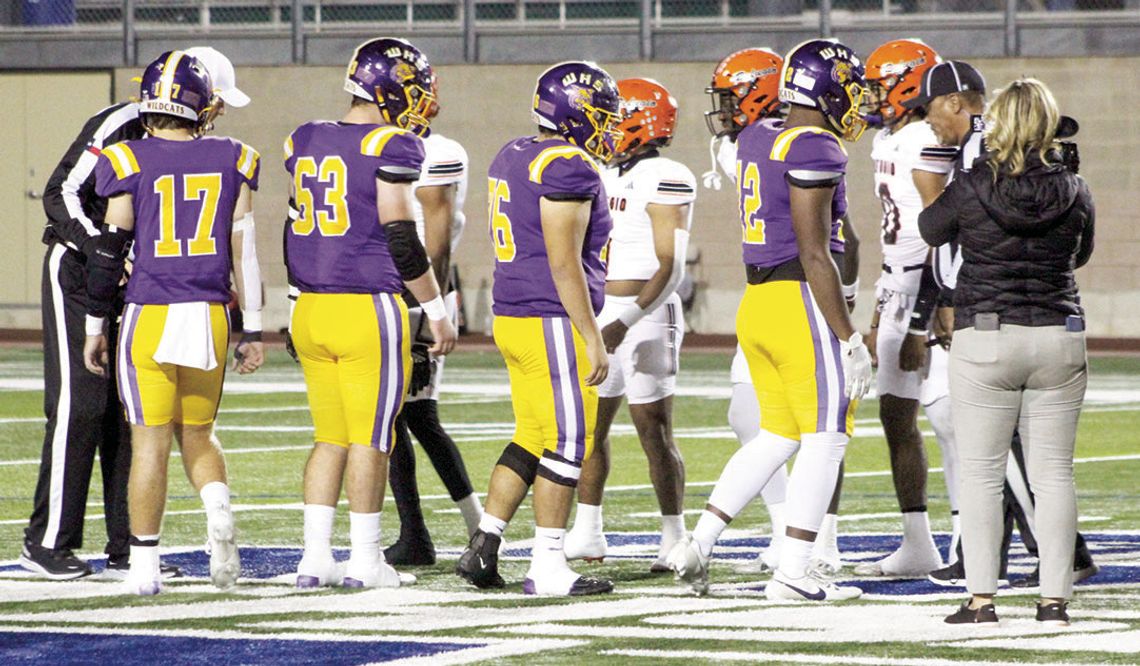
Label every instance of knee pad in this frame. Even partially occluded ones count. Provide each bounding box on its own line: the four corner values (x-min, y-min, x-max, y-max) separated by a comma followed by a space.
496, 442, 539, 485
537, 450, 580, 488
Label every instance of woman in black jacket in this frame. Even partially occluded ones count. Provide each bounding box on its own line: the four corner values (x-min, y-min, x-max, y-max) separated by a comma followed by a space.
918, 78, 1094, 626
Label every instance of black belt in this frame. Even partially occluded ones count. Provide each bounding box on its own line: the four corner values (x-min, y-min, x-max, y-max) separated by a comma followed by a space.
747, 251, 844, 285
881, 262, 924, 274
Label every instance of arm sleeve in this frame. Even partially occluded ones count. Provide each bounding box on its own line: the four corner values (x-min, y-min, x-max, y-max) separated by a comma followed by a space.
649, 160, 697, 206
374, 131, 425, 184
42, 104, 141, 250
419, 137, 468, 188
533, 149, 601, 201
1074, 181, 1095, 269
918, 179, 965, 247
784, 132, 847, 188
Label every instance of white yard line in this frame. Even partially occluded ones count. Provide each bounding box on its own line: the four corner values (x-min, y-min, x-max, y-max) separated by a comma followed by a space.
601, 648, 1113, 666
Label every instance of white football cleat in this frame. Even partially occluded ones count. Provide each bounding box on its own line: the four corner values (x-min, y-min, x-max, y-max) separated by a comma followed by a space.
766, 570, 862, 602
122, 576, 162, 596
206, 511, 240, 591
342, 559, 415, 588
564, 528, 607, 562
666, 535, 709, 596
295, 555, 344, 589
853, 542, 942, 578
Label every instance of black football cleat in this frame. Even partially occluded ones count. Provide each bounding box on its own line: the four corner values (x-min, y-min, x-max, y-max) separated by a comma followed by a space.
568, 575, 614, 596
944, 600, 999, 625
456, 530, 505, 589
19, 543, 92, 581
384, 535, 436, 566
927, 560, 966, 588
1012, 562, 1099, 589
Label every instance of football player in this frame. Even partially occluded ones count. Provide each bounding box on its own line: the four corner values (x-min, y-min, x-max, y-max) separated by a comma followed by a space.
385, 78, 484, 566
455, 61, 617, 596
853, 39, 961, 579
82, 51, 265, 594
287, 38, 457, 589
669, 39, 873, 601
703, 48, 856, 576
562, 78, 695, 572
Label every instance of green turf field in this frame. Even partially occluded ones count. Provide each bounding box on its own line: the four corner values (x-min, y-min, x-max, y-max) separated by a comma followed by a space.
0, 346, 1138, 664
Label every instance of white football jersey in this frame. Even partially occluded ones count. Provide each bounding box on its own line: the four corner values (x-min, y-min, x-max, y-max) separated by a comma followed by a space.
716, 136, 738, 184
412, 132, 468, 253
602, 154, 697, 282
870, 121, 955, 269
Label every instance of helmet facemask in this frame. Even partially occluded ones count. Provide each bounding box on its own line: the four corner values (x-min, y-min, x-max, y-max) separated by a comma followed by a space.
820, 80, 869, 142
704, 87, 743, 138
572, 101, 622, 163
378, 82, 435, 137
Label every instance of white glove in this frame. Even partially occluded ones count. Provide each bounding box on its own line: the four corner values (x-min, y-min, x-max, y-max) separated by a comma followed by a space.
839, 331, 873, 400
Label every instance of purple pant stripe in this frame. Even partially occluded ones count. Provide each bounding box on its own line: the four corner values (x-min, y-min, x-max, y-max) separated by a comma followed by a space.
800, 283, 829, 432
371, 294, 392, 450
829, 329, 850, 432
559, 319, 587, 462
389, 297, 407, 442
542, 318, 568, 459
121, 304, 145, 425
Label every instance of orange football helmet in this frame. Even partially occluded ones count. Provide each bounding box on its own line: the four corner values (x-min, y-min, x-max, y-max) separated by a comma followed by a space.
705, 47, 783, 137
614, 77, 678, 159
865, 38, 941, 125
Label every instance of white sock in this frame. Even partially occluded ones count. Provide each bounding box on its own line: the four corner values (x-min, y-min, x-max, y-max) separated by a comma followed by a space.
303, 504, 335, 560
768, 502, 787, 552
812, 512, 838, 557
784, 432, 846, 535
456, 493, 483, 537
532, 527, 571, 572
949, 512, 962, 564
778, 535, 814, 579
660, 514, 685, 555
901, 509, 935, 547
348, 511, 381, 566
707, 431, 799, 518
199, 481, 231, 520
130, 535, 160, 579
572, 503, 603, 534
692, 511, 727, 560
479, 513, 508, 538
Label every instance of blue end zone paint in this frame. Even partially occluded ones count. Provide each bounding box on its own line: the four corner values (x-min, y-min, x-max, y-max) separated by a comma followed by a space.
0, 632, 481, 665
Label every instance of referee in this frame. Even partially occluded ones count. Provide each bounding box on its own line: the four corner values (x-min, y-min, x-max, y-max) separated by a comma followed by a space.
20, 47, 249, 579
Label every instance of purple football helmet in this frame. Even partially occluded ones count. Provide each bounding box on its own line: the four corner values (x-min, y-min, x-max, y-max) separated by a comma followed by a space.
138, 51, 215, 132
345, 37, 435, 136
779, 39, 869, 142
532, 61, 622, 162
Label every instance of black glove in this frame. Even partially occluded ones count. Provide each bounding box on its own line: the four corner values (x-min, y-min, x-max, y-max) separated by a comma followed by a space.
409, 343, 434, 395
284, 330, 299, 363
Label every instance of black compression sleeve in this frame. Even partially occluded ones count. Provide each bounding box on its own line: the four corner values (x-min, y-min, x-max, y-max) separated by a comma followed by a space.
909, 263, 940, 334
384, 219, 432, 281
86, 227, 131, 318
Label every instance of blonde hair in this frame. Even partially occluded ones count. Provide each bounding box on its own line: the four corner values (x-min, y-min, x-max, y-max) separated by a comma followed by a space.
984, 78, 1061, 177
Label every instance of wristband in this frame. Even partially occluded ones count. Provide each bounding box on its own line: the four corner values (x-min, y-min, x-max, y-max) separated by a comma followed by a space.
421, 295, 448, 322
85, 315, 106, 336
240, 330, 263, 343
617, 303, 645, 328
841, 278, 859, 300
242, 310, 263, 333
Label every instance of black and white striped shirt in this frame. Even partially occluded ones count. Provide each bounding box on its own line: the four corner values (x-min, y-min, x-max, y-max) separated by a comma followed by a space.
41, 102, 144, 253
934, 114, 987, 294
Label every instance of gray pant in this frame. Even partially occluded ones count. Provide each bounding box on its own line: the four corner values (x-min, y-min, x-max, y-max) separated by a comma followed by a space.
950, 323, 1087, 599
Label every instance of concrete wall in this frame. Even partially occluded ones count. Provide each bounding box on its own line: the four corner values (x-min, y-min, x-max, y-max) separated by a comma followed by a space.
42, 56, 1133, 338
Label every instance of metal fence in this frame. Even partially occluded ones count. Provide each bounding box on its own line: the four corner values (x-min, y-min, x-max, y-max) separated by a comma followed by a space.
1, 0, 1138, 59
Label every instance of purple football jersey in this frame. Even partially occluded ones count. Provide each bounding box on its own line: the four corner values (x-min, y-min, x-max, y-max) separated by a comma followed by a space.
489, 137, 612, 318
736, 118, 847, 268
95, 136, 260, 305
284, 121, 425, 294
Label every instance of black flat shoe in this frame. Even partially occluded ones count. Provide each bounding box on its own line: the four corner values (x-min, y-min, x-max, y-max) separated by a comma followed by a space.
1036, 601, 1070, 626
945, 600, 999, 624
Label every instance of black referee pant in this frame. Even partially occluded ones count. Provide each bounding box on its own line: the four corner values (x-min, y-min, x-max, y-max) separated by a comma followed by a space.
24, 242, 131, 557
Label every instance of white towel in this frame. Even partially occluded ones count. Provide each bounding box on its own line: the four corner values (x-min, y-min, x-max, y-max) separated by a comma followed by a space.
152, 302, 217, 371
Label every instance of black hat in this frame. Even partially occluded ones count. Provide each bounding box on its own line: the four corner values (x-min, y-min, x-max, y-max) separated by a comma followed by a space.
903, 61, 987, 110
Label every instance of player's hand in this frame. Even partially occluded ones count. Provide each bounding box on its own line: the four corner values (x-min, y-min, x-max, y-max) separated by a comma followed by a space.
233, 339, 264, 374
584, 333, 609, 386
866, 326, 879, 368
933, 307, 955, 350
284, 330, 300, 363
409, 343, 435, 395
601, 320, 628, 353
899, 333, 929, 372
427, 316, 457, 356
839, 331, 873, 400
83, 334, 109, 377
